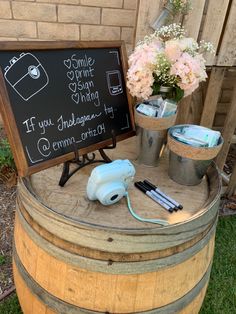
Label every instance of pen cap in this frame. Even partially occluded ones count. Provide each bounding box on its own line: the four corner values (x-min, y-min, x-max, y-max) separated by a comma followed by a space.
143, 180, 156, 190
134, 182, 148, 193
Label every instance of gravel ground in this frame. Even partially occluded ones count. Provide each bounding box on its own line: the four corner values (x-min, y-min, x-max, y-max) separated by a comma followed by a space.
0, 127, 16, 297
0, 184, 16, 296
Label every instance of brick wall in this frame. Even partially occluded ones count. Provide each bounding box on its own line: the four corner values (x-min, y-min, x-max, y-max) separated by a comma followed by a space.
0, 0, 138, 54
0, 0, 234, 131
0, 0, 139, 126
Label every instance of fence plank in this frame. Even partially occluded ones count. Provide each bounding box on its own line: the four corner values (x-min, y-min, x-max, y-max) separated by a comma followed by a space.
200, 67, 226, 128
226, 164, 236, 196
217, 1, 236, 66
183, 0, 206, 40
176, 95, 192, 124
135, 0, 162, 43
187, 84, 205, 125
216, 87, 236, 170
200, 0, 229, 66
215, 103, 228, 115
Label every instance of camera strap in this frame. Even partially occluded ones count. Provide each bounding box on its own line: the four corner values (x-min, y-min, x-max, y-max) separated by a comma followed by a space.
125, 192, 169, 226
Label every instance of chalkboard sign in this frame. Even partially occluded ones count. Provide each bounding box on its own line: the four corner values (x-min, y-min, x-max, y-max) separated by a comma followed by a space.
0, 41, 135, 176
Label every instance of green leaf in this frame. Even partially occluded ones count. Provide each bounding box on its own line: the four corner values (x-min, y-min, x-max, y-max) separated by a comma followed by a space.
174, 87, 184, 102
0, 254, 6, 265
0, 139, 16, 171
152, 82, 160, 96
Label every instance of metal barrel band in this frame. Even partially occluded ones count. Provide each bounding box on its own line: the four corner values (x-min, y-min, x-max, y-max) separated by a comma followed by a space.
13, 245, 212, 314
19, 165, 221, 237
17, 183, 220, 254
17, 197, 216, 263
16, 205, 217, 274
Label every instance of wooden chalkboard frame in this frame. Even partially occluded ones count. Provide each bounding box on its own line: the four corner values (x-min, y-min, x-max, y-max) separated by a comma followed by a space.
0, 41, 135, 177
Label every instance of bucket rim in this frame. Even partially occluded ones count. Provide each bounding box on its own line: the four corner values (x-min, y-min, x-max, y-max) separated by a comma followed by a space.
167, 124, 223, 160
134, 104, 177, 131
168, 124, 224, 149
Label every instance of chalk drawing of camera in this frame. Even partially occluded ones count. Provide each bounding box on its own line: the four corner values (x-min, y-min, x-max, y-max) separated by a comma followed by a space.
106, 70, 123, 96
4, 53, 49, 101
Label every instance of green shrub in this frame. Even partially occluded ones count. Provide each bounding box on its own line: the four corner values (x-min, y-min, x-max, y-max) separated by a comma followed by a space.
0, 254, 6, 266
0, 139, 15, 171
0, 294, 22, 314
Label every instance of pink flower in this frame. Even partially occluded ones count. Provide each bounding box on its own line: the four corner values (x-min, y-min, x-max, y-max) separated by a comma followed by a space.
126, 29, 209, 100
127, 68, 154, 100
127, 38, 163, 99
128, 40, 163, 71
170, 53, 207, 96
165, 40, 182, 62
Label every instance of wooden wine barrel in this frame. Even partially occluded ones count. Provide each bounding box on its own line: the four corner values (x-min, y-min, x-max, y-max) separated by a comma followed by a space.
13, 138, 221, 314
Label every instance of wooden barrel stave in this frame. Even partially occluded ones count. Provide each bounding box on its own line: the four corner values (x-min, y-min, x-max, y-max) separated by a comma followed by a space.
13, 260, 209, 314
16, 197, 217, 264
14, 203, 216, 313
13, 250, 212, 314
15, 203, 217, 274
13, 139, 221, 313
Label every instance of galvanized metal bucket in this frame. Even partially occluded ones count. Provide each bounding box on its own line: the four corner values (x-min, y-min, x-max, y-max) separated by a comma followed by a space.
167, 125, 223, 186
168, 152, 214, 185
136, 127, 166, 166
135, 104, 177, 167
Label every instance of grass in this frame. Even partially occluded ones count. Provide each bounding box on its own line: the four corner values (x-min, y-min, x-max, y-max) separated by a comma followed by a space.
0, 215, 235, 314
200, 215, 236, 314
0, 295, 22, 314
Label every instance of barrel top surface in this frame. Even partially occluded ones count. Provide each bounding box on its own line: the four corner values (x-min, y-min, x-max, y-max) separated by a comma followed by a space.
21, 137, 221, 232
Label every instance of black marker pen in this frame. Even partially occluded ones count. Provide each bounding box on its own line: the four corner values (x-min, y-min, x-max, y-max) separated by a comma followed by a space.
143, 180, 183, 209
135, 182, 173, 213
142, 181, 178, 211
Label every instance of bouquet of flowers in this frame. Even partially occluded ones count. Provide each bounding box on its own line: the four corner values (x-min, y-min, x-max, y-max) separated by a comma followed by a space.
151, 0, 192, 30
127, 24, 214, 101
166, 0, 192, 14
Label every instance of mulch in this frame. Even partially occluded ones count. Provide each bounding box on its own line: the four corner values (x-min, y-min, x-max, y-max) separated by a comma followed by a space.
0, 183, 16, 297
0, 128, 16, 298
220, 143, 236, 216
0, 127, 235, 300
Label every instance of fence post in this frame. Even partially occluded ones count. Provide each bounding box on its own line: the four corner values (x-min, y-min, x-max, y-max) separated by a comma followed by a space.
176, 95, 192, 124
216, 86, 236, 170
226, 164, 236, 196
200, 67, 225, 128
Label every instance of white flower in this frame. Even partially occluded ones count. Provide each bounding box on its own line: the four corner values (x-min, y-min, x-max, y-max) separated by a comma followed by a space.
178, 37, 198, 52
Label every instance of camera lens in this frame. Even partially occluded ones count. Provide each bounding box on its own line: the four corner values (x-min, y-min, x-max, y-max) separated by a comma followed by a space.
96, 182, 125, 205
110, 194, 119, 201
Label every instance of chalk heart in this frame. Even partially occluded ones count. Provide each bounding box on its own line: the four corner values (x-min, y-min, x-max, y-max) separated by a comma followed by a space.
64, 59, 71, 69
69, 82, 77, 93
71, 93, 79, 104
67, 71, 74, 81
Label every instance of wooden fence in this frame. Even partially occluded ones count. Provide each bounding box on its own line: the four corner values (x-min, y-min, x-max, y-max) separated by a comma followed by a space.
135, 0, 236, 195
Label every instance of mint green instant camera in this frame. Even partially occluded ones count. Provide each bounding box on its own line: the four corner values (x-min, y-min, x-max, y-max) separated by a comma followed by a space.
86, 160, 135, 206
